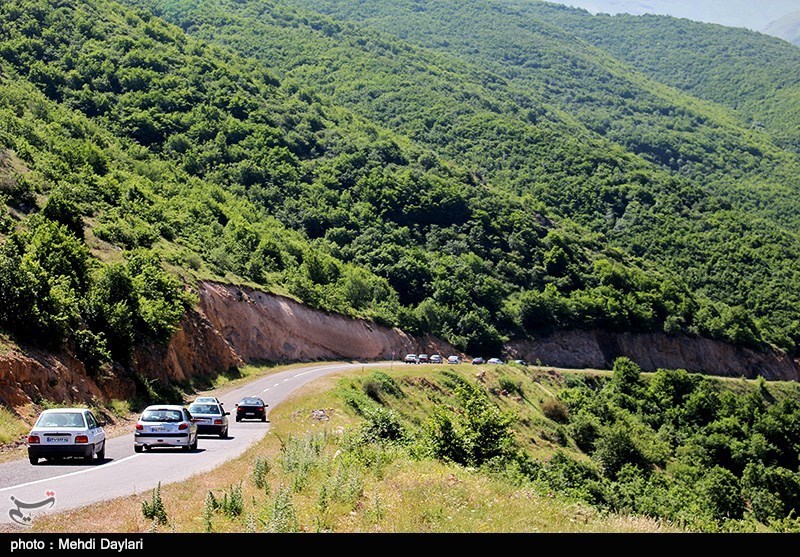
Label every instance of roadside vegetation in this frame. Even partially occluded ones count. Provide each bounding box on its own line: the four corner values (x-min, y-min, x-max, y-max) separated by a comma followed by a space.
2, 0, 800, 397
33, 360, 800, 533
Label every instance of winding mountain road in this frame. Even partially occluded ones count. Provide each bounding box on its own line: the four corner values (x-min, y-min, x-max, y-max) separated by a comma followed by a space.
0, 361, 390, 527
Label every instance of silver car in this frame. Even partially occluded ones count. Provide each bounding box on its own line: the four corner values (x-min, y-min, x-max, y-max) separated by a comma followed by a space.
187, 402, 229, 438
134, 405, 198, 452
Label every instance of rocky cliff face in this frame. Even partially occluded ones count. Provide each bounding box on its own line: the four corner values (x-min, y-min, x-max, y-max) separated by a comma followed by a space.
0, 281, 460, 412
196, 281, 456, 363
2, 280, 799, 416
507, 330, 800, 381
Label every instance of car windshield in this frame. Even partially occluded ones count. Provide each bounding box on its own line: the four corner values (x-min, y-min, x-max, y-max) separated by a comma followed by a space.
140, 409, 184, 422
240, 398, 262, 406
189, 404, 221, 415
36, 412, 85, 428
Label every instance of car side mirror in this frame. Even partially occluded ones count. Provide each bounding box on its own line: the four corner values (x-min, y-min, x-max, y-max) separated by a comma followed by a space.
224, 412, 230, 416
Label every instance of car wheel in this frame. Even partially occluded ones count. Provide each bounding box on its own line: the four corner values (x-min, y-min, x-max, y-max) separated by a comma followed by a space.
97, 441, 105, 461
134, 445, 143, 453
29, 456, 38, 465
219, 427, 227, 439
190, 435, 198, 450
235, 416, 241, 422
261, 415, 267, 422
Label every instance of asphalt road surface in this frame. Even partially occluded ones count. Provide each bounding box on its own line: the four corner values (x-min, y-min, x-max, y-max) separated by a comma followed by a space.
0, 361, 390, 528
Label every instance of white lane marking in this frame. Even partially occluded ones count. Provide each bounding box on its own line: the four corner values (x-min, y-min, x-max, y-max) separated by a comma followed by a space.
261, 387, 270, 393
282, 378, 290, 382
0, 454, 141, 493
0, 363, 387, 496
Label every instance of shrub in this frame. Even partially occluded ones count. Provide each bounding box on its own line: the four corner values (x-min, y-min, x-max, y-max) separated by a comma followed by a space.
264, 485, 298, 533
361, 370, 404, 402
252, 455, 271, 490
542, 398, 569, 424
498, 375, 523, 396
141, 482, 167, 525
569, 410, 601, 453
611, 356, 642, 395
360, 406, 404, 443
593, 422, 650, 479
219, 482, 244, 518
425, 380, 517, 467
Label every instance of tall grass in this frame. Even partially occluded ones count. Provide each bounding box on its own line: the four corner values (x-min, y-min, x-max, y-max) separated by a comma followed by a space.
0, 406, 28, 444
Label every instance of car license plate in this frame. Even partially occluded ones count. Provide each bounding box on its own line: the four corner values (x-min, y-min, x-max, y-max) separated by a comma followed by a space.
45, 436, 69, 443
197, 418, 210, 423
151, 427, 168, 432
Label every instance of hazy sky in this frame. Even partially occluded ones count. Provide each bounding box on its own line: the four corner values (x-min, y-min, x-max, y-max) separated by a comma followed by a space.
544, 0, 800, 33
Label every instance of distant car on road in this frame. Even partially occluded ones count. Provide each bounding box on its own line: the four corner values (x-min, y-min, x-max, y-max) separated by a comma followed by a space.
447, 355, 462, 364
404, 354, 419, 364
487, 358, 504, 365
188, 402, 230, 438
418, 354, 430, 364
430, 354, 443, 364
512, 359, 528, 366
471, 357, 485, 365
193, 396, 224, 407
235, 397, 268, 422
27, 408, 106, 465
134, 405, 198, 453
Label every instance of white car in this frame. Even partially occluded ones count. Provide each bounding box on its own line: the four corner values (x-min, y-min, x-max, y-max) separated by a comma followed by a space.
188, 401, 230, 438
134, 405, 198, 452
447, 355, 462, 364
193, 396, 223, 407
487, 358, 504, 364
27, 408, 106, 465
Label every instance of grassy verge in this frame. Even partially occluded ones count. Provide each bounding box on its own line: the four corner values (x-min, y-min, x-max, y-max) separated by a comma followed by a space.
30, 362, 800, 533
31, 363, 677, 533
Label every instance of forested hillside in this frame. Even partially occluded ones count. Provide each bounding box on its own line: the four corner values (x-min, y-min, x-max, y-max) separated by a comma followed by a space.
1, 0, 799, 380
121, 0, 800, 355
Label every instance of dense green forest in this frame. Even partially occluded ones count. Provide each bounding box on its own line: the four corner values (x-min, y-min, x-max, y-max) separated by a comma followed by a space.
1, 0, 800, 380
118, 0, 800, 353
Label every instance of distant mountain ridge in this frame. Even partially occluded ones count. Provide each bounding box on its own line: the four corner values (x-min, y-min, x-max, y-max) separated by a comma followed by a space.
544, 0, 800, 45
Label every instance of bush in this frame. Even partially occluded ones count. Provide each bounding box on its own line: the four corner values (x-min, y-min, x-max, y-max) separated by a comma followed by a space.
541, 398, 569, 424
361, 371, 404, 402
593, 422, 650, 479
611, 356, 642, 395
425, 379, 517, 467
569, 410, 601, 453
219, 482, 244, 518
264, 485, 298, 533
360, 406, 405, 443
498, 375, 523, 396
141, 482, 167, 525
252, 456, 271, 490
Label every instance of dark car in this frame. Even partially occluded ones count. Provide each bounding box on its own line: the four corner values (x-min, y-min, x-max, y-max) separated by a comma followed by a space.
188, 402, 230, 438
471, 357, 485, 365
235, 397, 269, 422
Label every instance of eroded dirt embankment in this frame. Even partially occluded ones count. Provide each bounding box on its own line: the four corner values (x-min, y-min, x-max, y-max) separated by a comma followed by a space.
0, 281, 459, 415
2, 280, 799, 419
